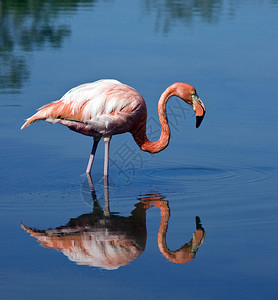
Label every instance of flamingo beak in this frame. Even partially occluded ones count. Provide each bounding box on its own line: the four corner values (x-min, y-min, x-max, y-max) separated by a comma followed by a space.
192, 94, 206, 128
196, 111, 205, 128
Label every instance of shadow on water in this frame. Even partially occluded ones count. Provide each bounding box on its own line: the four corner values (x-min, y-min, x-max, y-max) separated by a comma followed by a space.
21, 174, 205, 270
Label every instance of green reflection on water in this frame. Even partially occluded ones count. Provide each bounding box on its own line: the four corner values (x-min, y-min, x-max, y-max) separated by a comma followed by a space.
1, 0, 275, 93
0, 0, 97, 93
143, 0, 223, 33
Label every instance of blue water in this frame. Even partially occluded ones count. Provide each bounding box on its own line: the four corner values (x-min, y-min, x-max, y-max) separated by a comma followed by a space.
1, 0, 278, 299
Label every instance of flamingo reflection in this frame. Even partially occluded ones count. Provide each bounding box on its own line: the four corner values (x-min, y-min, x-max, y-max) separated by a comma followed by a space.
141, 195, 205, 264
21, 175, 205, 269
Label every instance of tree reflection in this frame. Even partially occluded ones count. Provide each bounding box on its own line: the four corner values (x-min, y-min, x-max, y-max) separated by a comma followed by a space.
143, 0, 223, 33
0, 0, 248, 93
21, 174, 205, 270
0, 0, 96, 93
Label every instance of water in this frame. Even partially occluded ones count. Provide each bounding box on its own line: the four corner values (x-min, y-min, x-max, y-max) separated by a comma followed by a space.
1, 0, 278, 299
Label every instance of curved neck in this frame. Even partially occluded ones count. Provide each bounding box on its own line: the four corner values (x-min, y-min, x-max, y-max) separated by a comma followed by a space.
155, 202, 196, 264
132, 85, 175, 153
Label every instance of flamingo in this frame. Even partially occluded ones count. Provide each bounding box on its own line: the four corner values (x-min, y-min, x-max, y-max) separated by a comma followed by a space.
21, 79, 206, 176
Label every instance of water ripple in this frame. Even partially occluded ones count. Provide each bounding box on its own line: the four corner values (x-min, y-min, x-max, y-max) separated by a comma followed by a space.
147, 165, 272, 185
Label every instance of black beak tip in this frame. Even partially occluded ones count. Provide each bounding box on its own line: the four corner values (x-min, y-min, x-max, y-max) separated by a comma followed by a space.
196, 111, 205, 128
195, 216, 204, 231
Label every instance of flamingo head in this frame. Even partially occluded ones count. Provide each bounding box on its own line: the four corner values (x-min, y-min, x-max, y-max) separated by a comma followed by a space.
192, 92, 206, 128
173, 82, 206, 128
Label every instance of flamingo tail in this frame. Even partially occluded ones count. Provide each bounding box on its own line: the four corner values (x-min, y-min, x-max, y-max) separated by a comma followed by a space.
21, 102, 60, 130
21, 113, 43, 129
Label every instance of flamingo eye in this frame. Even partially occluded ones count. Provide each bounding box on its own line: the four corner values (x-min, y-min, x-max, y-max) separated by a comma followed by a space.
192, 92, 198, 100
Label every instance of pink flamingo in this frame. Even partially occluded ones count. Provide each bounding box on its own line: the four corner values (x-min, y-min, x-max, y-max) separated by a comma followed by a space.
21, 79, 206, 176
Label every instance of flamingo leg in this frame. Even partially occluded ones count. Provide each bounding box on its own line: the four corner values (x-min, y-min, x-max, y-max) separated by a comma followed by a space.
86, 138, 100, 174
103, 175, 110, 216
86, 173, 97, 201
103, 137, 111, 177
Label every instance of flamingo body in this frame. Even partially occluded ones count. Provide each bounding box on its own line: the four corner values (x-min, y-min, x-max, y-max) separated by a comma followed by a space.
21, 79, 206, 175
22, 80, 147, 137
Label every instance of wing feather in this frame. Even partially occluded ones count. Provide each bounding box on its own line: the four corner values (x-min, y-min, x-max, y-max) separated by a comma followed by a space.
21, 80, 144, 130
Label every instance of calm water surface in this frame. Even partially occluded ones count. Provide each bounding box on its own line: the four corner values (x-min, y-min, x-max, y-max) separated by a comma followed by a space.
1, 0, 278, 299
